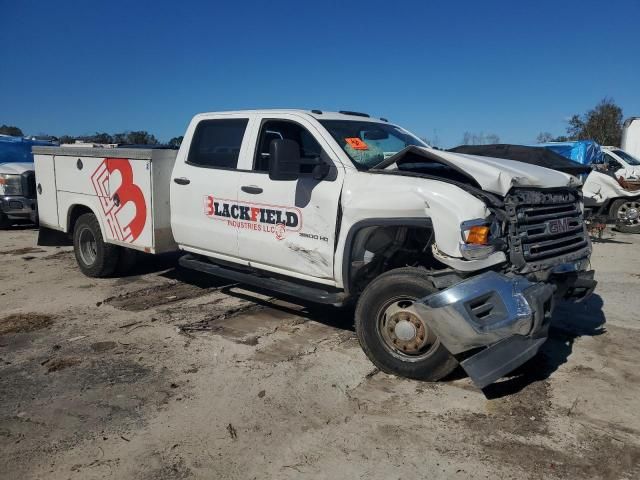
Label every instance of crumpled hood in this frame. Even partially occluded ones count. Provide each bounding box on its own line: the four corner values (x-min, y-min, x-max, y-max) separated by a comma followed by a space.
616, 166, 640, 180
0, 162, 34, 174
421, 149, 579, 195
381, 146, 579, 196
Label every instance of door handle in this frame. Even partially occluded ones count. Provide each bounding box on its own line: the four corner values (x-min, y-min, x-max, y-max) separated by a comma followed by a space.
173, 177, 190, 185
241, 185, 263, 194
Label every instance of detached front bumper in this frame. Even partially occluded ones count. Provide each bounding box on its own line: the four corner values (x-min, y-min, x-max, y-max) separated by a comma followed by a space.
416, 270, 596, 388
0, 196, 37, 223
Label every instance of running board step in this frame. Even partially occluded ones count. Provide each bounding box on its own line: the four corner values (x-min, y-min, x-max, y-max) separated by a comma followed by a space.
179, 254, 348, 306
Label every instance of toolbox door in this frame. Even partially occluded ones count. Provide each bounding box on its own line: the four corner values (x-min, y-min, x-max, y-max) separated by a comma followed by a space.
34, 154, 59, 228
105, 158, 153, 248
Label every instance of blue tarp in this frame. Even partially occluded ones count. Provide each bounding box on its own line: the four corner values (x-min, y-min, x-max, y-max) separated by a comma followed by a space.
0, 136, 57, 164
535, 140, 603, 165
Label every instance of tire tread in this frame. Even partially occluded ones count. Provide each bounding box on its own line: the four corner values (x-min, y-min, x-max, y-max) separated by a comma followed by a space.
354, 267, 458, 381
73, 213, 120, 277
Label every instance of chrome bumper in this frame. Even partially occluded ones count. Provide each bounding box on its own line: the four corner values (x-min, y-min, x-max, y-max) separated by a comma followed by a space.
0, 196, 37, 222
416, 270, 596, 388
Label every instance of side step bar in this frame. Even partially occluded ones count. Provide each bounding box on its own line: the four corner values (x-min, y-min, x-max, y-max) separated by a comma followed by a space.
179, 254, 349, 306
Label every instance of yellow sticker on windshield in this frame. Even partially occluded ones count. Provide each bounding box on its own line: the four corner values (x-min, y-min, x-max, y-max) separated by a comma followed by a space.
345, 137, 369, 150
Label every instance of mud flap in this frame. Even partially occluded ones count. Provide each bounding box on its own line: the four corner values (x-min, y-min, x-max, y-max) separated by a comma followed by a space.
38, 227, 72, 247
460, 336, 547, 389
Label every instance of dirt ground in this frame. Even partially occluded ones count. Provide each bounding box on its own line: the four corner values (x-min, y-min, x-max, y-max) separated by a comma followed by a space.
1, 227, 639, 480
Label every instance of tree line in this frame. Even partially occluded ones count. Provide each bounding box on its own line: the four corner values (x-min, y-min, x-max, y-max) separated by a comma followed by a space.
1, 98, 627, 148
536, 97, 623, 146
0, 125, 184, 148
461, 98, 625, 146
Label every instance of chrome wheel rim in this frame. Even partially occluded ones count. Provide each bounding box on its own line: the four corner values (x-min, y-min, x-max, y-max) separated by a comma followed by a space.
617, 201, 640, 225
78, 226, 98, 266
377, 296, 439, 362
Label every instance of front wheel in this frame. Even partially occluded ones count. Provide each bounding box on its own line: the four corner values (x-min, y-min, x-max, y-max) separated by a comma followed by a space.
73, 213, 120, 277
354, 267, 458, 381
610, 199, 640, 233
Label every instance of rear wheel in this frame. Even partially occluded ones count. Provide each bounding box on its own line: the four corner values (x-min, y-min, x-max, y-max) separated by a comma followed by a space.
73, 213, 120, 277
355, 267, 458, 381
610, 199, 640, 233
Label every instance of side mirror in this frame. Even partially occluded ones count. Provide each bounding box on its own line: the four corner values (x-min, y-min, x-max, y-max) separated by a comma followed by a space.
312, 163, 331, 180
269, 139, 301, 181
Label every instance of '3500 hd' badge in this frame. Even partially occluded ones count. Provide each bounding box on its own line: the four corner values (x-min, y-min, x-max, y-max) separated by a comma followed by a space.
203, 195, 302, 240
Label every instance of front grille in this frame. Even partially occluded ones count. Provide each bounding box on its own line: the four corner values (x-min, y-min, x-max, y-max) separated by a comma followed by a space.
505, 188, 590, 271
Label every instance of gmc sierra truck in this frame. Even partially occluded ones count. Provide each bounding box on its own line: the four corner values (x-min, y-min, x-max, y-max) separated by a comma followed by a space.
33, 110, 596, 388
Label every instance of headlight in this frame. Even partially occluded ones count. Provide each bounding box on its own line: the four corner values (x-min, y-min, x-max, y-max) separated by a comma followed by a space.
0, 174, 23, 196
460, 218, 499, 260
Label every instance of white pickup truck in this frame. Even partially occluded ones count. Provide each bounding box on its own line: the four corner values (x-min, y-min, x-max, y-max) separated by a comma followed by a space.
582, 146, 640, 233
33, 110, 596, 388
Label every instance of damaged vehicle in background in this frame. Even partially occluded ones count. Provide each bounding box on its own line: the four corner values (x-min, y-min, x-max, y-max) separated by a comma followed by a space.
586, 147, 640, 233
520, 141, 640, 234
34, 110, 596, 388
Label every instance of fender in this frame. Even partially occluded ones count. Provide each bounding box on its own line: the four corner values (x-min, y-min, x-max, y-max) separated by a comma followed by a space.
341, 217, 433, 295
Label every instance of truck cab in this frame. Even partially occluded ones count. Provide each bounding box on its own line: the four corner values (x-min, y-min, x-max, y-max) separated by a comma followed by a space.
34, 110, 596, 388
600, 145, 640, 180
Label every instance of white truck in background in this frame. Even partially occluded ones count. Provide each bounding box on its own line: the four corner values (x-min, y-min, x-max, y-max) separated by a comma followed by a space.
0, 135, 57, 228
33, 109, 596, 388
600, 145, 640, 180
582, 146, 640, 233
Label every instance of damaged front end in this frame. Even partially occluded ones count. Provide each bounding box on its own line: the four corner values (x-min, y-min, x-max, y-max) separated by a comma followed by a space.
415, 269, 596, 389
415, 187, 597, 388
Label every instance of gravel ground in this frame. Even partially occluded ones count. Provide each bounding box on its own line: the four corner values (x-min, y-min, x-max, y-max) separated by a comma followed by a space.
1, 227, 639, 479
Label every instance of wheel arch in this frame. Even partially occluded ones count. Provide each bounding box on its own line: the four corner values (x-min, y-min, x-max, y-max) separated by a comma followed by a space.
67, 203, 105, 238
608, 196, 640, 218
341, 217, 434, 296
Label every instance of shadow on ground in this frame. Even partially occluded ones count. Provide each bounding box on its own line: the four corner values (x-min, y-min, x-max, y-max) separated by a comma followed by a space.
591, 237, 632, 245
2, 223, 37, 231
128, 254, 607, 396
160, 260, 355, 331
221, 286, 355, 332
482, 294, 606, 399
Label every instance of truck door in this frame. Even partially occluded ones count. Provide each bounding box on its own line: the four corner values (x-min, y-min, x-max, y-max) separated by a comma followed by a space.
170, 115, 252, 259
235, 116, 344, 281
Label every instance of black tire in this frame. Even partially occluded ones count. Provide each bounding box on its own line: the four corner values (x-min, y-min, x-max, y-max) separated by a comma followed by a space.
72, 213, 120, 277
355, 267, 458, 381
610, 199, 640, 234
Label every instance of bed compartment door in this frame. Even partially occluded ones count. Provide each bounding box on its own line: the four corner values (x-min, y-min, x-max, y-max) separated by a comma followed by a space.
33, 154, 60, 229
105, 157, 153, 248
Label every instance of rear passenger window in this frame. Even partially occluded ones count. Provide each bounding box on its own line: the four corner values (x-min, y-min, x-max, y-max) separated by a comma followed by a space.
187, 119, 248, 169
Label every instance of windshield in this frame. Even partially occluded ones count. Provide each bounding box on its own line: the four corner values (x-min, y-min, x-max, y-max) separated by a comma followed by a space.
612, 149, 640, 166
319, 120, 428, 170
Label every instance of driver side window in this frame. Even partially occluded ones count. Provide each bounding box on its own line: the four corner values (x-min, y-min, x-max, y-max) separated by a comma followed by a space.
254, 120, 323, 173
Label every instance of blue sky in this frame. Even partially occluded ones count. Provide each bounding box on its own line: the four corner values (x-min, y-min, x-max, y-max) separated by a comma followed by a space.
1, 0, 639, 147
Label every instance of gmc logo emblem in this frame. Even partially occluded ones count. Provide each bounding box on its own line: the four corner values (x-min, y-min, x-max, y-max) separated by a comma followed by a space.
548, 218, 571, 234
